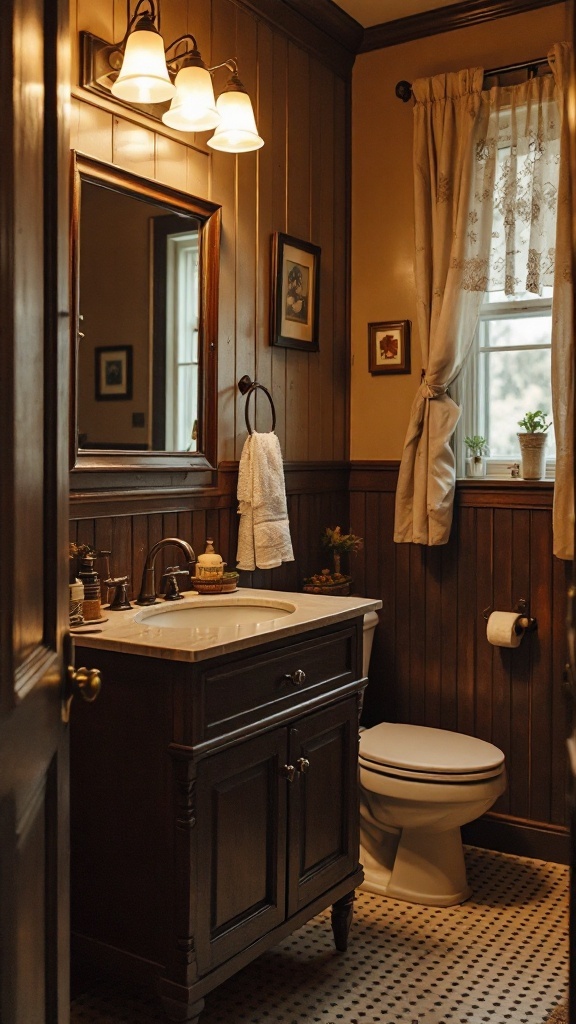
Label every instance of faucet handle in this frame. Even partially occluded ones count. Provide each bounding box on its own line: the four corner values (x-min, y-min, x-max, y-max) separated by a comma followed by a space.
161, 567, 189, 601
104, 575, 132, 610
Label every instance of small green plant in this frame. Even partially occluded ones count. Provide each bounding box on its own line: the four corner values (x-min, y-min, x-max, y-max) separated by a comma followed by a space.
517, 410, 552, 433
464, 435, 489, 458
321, 526, 363, 555
321, 527, 363, 577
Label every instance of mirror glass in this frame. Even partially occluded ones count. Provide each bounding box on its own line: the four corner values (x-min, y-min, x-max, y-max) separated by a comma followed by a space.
72, 154, 220, 474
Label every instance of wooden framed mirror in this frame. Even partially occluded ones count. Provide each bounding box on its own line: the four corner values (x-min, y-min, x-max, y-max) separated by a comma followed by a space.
70, 153, 221, 489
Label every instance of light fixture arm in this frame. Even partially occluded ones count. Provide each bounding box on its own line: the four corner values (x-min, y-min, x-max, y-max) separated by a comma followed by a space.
116, 0, 158, 51
207, 58, 239, 76
164, 33, 200, 68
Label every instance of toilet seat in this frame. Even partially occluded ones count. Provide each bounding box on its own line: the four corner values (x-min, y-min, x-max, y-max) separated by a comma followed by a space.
359, 723, 505, 783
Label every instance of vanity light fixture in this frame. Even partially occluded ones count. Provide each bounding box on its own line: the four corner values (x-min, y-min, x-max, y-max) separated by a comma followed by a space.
81, 0, 264, 152
110, 0, 175, 104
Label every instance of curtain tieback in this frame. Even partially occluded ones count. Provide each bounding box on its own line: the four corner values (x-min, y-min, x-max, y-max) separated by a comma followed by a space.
420, 377, 449, 399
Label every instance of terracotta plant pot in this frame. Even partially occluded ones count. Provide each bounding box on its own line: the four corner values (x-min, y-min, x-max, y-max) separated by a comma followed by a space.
517, 432, 547, 480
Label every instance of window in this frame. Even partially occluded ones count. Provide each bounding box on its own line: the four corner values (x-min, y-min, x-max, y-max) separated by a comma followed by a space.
457, 287, 555, 476
164, 230, 200, 452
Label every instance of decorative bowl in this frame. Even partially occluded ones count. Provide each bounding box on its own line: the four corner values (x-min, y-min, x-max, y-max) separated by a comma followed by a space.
303, 573, 351, 597
191, 572, 239, 595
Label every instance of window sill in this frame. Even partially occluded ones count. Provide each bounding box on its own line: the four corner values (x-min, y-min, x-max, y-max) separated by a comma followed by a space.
456, 476, 553, 509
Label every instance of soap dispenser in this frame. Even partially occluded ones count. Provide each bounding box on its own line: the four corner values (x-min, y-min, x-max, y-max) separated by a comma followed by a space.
196, 539, 224, 579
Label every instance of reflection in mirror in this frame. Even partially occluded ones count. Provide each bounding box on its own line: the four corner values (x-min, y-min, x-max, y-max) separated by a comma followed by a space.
72, 154, 220, 475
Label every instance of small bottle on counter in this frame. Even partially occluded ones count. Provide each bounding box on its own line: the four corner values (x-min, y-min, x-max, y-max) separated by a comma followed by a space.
196, 539, 224, 579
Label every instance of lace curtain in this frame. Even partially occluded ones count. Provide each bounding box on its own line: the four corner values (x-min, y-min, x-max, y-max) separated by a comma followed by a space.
394, 49, 571, 550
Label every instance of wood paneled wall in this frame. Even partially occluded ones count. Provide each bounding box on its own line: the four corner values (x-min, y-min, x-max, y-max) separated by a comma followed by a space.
71, 460, 571, 861
70, 0, 350, 465
350, 463, 571, 862
70, 464, 350, 599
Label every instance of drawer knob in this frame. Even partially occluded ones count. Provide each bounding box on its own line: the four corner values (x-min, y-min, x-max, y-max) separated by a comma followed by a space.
296, 757, 310, 774
280, 764, 296, 782
283, 669, 306, 687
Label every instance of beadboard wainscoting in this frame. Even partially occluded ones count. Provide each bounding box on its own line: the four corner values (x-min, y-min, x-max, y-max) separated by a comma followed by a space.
71, 460, 571, 863
349, 462, 571, 864
70, 462, 350, 599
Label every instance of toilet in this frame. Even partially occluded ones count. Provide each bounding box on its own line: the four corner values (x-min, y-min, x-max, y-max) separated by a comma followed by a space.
359, 612, 506, 907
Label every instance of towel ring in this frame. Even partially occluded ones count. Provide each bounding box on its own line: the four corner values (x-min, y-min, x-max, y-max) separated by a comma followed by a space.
238, 375, 276, 435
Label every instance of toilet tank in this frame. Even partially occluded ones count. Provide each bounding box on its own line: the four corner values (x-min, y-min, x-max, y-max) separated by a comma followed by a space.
363, 610, 379, 677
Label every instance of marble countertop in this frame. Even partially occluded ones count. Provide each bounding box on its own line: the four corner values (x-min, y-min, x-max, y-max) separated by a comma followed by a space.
71, 587, 382, 663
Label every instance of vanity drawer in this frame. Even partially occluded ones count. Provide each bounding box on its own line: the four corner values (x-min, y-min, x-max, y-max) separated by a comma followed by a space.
202, 626, 358, 742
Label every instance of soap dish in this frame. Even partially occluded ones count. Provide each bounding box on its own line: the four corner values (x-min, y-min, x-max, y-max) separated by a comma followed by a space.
191, 572, 239, 594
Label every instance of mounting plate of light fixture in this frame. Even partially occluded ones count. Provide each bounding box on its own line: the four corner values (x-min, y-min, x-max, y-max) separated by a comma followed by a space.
80, 0, 264, 152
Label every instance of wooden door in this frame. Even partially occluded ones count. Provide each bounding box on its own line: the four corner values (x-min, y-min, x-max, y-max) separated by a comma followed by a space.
287, 698, 360, 917
0, 0, 71, 1021
194, 729, 288, 976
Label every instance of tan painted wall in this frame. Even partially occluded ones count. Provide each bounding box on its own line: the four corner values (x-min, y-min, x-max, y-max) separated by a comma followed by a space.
350, 3, 570, 460
78, 185, 151, 447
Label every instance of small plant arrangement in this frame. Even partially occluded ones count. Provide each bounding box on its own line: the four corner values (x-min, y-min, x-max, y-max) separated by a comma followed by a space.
304, 527, 363, 595
517, 410, 552, 433
321, 526, 363, 575
517, 410, 552, 480
464, 435, 488, 477
464, 435, 489, 458
69, 542, 96, 582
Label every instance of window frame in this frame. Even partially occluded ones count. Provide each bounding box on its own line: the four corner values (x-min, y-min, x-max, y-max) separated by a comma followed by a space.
456, 293, 555, 480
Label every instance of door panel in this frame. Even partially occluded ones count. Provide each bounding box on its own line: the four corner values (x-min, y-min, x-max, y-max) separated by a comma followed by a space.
0, 0, 70, 1020
287, 698, 360, 917
195, 730, 288, 975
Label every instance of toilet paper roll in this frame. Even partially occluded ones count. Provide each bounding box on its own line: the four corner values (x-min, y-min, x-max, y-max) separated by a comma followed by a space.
486, 611, 523, 648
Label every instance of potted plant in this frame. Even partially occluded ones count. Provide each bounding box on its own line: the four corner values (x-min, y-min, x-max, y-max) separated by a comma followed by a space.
517, 410, 552, 480
303, 527, 363, 596
464, 435, 489, 477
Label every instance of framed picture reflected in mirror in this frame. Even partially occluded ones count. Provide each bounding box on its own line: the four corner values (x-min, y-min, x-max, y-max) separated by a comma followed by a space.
95, 345, 133, 400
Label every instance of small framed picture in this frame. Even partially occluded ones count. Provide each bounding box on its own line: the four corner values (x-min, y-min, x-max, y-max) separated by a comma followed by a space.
368, 320, 411, 375
271, 232, 320, 351
95, 345, 133, 400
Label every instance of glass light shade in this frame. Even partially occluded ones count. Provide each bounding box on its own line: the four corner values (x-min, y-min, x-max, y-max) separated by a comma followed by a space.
111, 26, 175, 104
162, 65, 219, 131
207, 90, 264, 152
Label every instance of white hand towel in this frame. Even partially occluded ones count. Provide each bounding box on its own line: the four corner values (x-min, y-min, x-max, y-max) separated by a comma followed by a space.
236, 431, 295, 571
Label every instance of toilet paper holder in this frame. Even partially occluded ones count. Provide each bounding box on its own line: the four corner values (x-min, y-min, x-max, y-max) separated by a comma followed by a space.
483, 599, 537, 633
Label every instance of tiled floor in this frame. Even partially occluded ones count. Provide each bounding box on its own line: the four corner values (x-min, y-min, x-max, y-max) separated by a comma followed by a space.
71, 846, 569, 1024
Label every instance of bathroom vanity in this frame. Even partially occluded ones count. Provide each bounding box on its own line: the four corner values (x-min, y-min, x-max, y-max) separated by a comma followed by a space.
70, 589, 381, 1022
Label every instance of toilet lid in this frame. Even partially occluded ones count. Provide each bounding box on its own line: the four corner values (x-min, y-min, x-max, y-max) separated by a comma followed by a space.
359, 723, 505, 782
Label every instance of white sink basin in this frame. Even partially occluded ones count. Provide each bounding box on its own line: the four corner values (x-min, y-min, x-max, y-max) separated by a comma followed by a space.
134, 596, 296, 630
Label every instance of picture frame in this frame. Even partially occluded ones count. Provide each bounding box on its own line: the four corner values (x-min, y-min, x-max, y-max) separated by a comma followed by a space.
271, 232, 320, 351
368, 320, 411, 375
95, 345, 133, 400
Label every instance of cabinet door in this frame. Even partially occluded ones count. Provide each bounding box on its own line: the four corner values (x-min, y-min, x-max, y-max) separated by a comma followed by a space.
287, 698, 360, 917
195, 729, 288, 974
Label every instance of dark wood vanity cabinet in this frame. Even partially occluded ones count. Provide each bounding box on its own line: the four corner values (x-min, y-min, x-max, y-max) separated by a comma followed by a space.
71, 620, 365, 1022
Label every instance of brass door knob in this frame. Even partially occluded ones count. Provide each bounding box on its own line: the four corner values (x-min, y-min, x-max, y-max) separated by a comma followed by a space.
280, 764, 296, 782
296, 758, 310, 773
66, 665, 102, 703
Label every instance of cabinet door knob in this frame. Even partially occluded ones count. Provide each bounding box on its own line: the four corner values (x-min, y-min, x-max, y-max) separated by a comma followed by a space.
296, 757, 310, 774
282, 669, 306, 687
280, 764, 296, 782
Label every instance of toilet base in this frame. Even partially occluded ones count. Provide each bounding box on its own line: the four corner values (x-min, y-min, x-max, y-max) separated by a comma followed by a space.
360, 826, 472, 907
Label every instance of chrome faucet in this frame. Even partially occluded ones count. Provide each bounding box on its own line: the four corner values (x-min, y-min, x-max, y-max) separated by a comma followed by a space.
136, 537, 196, 606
